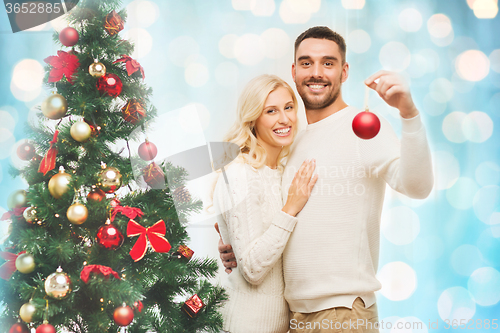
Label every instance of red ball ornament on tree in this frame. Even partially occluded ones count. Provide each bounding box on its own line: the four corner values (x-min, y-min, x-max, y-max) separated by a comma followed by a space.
35, 323, 56, 333
352, 111, 381, 140
96, 220, 124, 250
96, 74, 123, 97
87, 188, 106, 202
113, 304, 134, 326
138, 140, 157, 160
59, 27, 79, 47
9, 323, 30, 333
17, 142, 36, 160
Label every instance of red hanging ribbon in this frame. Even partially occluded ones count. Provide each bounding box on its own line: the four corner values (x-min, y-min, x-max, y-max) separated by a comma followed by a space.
0, 251, 26, 280
38, 130, 59, 175
127, 219, 171, 262
80, 264, 120, 283
110, 204, 144, 222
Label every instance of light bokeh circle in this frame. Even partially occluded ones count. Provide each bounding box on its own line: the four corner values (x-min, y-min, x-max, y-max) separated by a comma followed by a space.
472, 185, 499, 224
348, 29, 371, 54
398, 8, 423, 32
219, 34, 238, 59
126, 0, 160, 28
11, 59, 44, 92
456, 50, 490, 82
122, 28, 153, 59
427, 14, 453, 38
379, 42, 411, 72
467, 267, 500, 306
442, 112, 467, 143
234, 34, 266, 66
279, 0, 312, 24
462, 111, 493, 143
438, 287, 476, 323
377, 261, 417, 301
341, 0, 366, 9
261, 28, 291, 59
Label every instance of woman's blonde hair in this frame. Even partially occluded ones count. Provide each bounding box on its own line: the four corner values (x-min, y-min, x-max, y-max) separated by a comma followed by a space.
223, 74, 298, 172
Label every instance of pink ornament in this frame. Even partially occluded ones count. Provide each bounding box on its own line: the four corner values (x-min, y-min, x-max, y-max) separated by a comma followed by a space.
59, 27, 79, 47
138, 141, 158, 160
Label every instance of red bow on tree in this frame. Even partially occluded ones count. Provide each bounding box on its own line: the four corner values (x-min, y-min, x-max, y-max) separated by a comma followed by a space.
127, 219, 171, 262
110, 204, 144, 222
0, 251, 26, 280
113, 55, 145, 79
44, 51, 80, 84
38, 130, 59, 175
1, 207, 27, 221
80, 264, 120, 283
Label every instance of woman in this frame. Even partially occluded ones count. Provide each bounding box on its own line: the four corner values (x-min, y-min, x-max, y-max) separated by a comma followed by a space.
211, 74, 318, 333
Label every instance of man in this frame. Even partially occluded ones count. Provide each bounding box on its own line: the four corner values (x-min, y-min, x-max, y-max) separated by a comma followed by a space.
217, 26, 433, 332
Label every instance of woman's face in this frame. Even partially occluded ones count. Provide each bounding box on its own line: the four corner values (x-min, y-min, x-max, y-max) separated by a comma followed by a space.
254, 86, 297, 150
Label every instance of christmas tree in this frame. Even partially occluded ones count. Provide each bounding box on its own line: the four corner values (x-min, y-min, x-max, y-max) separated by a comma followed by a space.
0, 0, 225, 332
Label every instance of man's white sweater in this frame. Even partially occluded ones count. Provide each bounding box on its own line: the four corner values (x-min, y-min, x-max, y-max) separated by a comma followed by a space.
280, 106, 433, 313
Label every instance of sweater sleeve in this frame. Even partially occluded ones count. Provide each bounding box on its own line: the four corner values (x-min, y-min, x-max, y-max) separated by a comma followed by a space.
214, 163, 298, 285
360, 112, 434, 199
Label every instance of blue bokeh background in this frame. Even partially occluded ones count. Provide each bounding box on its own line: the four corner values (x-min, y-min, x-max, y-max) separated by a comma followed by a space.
1, 0, 499, 331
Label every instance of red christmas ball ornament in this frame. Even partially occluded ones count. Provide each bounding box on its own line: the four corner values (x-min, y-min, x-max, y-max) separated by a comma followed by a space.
96, 221, 124, 250
113, 305, 134, 326
96, 74, 122, 97
352, 111, 381, 140
35, 323, 56, 333
9, 323, 30, 333
138, 140, 157, 160
87, 188, 106, 202
59, 27, 79, 47
17, 141, 36, 160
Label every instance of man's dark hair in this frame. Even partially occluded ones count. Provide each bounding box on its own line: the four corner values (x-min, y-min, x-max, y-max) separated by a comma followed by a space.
294, 26, 346, 64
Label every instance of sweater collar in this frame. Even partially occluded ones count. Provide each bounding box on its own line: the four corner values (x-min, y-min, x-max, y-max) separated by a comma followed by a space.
305, 105, 354, 131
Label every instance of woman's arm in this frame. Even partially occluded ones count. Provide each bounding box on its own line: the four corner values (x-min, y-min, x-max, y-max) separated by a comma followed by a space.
214, 164, 297, 285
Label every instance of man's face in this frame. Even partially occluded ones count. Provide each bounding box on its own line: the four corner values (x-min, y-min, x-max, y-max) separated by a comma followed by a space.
292, 38, 349, 110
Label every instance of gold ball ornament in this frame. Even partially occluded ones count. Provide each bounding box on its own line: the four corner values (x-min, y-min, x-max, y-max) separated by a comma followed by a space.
41, 93, 68, 120
45, 267, 72, 300
66, 203, 88, 225
7, 190, 27, 209
89, 60, 106, 78
48, 170, 72, 199
97, 166, 122, 193
15, 253, 36, 274
19, 302, 36, 322
70, 121, 92, 142
23, 206, 38, 223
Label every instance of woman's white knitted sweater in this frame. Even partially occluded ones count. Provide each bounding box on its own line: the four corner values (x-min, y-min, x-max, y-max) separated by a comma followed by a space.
213, 161, 298, 333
